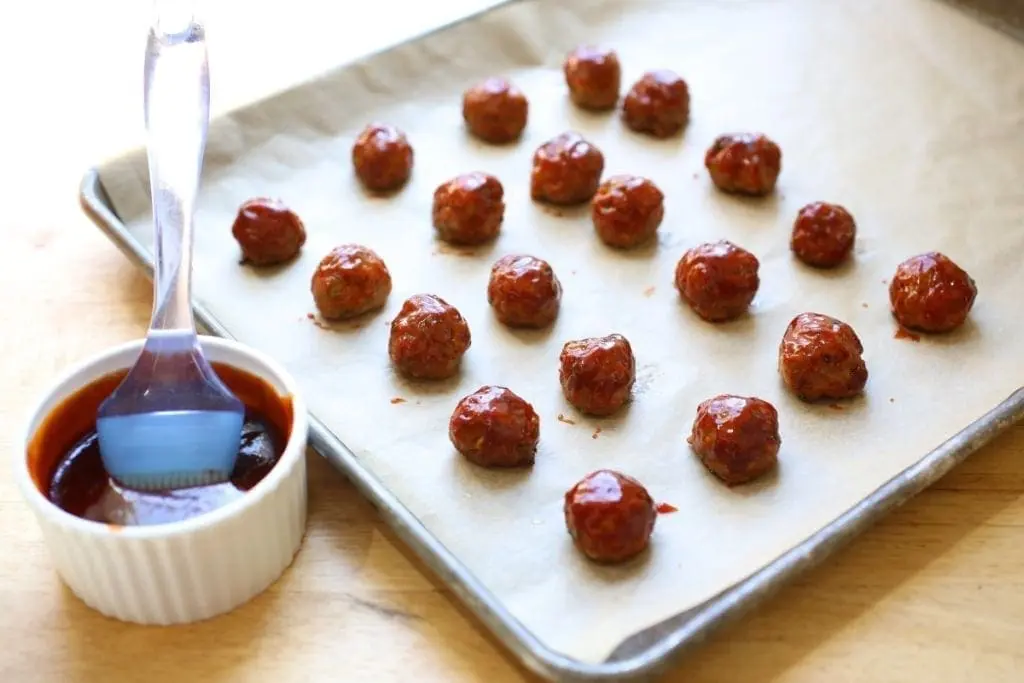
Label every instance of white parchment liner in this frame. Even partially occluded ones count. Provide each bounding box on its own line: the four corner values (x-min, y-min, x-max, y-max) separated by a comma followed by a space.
99, 0, 1024, 663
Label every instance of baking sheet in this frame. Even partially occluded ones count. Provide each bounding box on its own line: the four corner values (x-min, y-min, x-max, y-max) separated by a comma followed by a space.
95, 0, 1024, 666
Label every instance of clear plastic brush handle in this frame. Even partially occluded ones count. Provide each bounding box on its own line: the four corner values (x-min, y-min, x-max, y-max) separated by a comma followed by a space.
144, 0, 208, 335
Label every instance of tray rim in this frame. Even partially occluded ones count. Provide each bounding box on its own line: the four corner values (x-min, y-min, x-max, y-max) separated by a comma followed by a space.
75, 0, 1024, 677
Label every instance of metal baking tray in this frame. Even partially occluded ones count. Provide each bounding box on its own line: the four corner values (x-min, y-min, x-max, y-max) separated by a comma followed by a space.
79, 0, 1024, 679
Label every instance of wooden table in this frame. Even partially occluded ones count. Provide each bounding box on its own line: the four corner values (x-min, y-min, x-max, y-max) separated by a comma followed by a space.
2, 2, 1022, 681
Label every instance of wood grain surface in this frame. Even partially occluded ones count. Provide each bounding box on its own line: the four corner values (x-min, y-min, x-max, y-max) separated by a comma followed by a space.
1, 2, 1021, 681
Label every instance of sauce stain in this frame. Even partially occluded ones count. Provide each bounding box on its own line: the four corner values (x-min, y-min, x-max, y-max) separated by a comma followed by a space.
828, 403, 844, 411
557, 413, 577, 426
894, 327, 921, 342
390, 397, 407, 405
306, 312, 315, 320
656, 502, 678, 515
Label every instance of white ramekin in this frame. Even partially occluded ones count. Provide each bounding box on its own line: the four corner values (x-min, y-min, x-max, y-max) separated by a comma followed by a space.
14, 336, 309, 625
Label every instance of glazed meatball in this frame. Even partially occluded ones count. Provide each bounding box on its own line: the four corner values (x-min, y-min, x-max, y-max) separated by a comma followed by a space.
688, 395, 780, 486
388, 294, 472, 380
530, 132, 605, 205
432, 172, 505, 245
889, 252, 977, 333
230, 198, 306, 266
791, 202, 856, 268
310, 244, 392, 320
487, 254, 562, 328
705, 133, 782, 196
591, 175, 665, 249
779, 312, 868, 402
674, 240, 760, 322
352, 123, 414, 192
622, 70, 690, 138
462, 77, 529, 144
449, 386, 540, 468
564, 469, 656, 564
563, 45, 621, 111
559, 334, 635, 416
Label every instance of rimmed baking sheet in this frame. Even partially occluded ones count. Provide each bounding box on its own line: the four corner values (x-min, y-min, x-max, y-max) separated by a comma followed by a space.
83, 0, 1024, 678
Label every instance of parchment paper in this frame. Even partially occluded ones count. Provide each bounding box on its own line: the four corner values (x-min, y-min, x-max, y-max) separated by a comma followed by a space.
98, 0, 1024, 664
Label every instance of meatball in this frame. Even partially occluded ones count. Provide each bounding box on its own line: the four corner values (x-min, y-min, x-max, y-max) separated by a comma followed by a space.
705, 133, 782, 196
388, 294, 472, 380
352, 123, 414, 192
791, 202, 856, 268
564, 470, 656, 564
688, 395, 780, 486
674, 240, 760, 322
622, 70, 690, 138
779, 312, 868, 402
432, 172, 505, 245
307, 244, 391, 321
559, 334, 635, 416
563, 45, 621, 111
889, 252, 977, 333
310, 244, 392, 320
530, 132, 605, 205
487, 254, 562, 328
591, 175, 665, 249
462, 77, 529, 144
449, 386, 540, 468
230, 198, 306, 266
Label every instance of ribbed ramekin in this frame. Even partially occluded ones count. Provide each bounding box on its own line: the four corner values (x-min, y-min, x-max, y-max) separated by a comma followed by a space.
14, 336, 309, 625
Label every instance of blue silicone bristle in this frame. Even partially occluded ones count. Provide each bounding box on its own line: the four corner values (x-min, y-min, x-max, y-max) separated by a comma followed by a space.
97, 409, 244, 491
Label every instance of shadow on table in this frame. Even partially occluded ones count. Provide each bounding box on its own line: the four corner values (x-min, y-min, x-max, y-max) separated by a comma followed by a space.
58, 565, 280, 683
